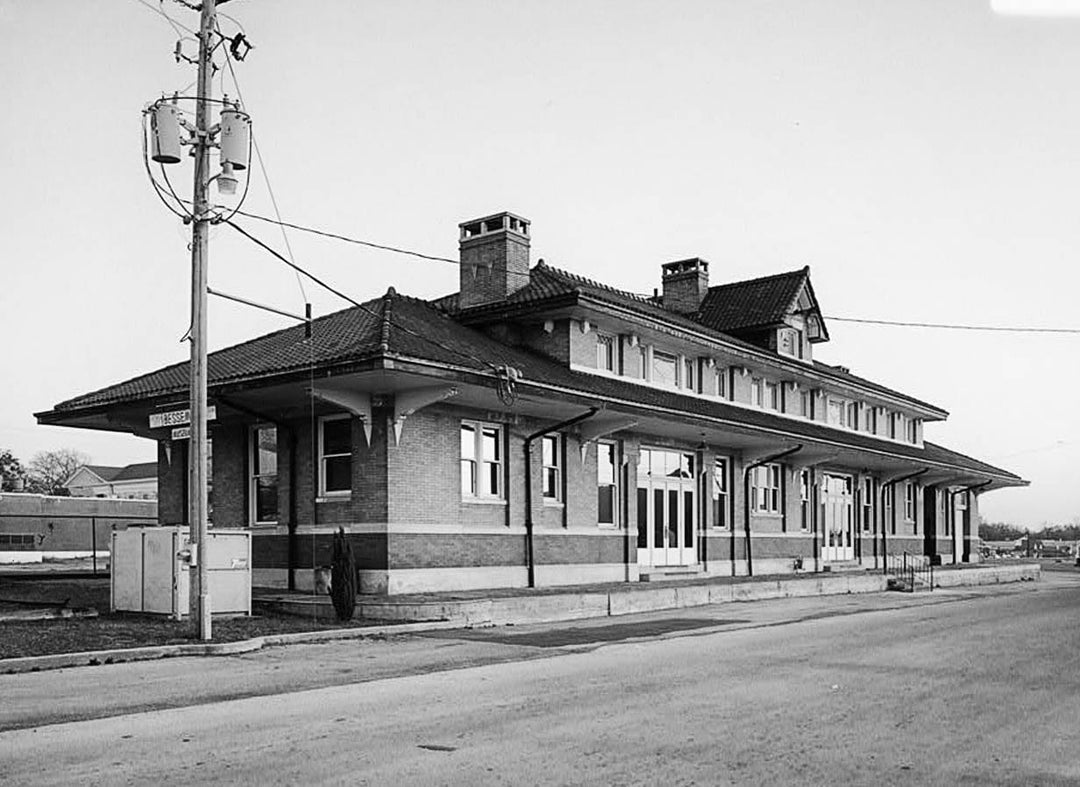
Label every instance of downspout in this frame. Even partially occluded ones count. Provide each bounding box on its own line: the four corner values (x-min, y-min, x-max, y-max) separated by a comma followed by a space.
880, 468, 927, 574
523, 407, 600, 588
951, 479, 992, 562
742, 445, 802, 577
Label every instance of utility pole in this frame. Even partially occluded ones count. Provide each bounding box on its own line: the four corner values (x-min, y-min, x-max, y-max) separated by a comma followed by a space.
189, 0, 217, 641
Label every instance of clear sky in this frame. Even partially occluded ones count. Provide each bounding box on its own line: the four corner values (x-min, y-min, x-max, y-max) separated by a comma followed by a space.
1, 0, 1077, 528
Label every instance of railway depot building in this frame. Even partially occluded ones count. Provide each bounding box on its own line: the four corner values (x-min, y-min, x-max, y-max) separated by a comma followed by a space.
36, 211, 1026, 594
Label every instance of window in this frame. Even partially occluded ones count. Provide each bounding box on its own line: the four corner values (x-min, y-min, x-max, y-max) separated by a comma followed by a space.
800, 469, 811, 530
752, 464, 782, 514
778, 328, 797, 357
866, 407, 877, 434
890, 412, 904, 440
827, 398, 847, 427
319, 416, 352, 496
715, 366, 727, 399
940, 490, 950, 537
461, 422, 503, 499
596, 334, 616, 373
651, 351, 678, 388
861, 477, 874, 533
249, 425, 278, 524
904, 482, 916, 524
847, 402, 860, 430
712, 458, 730, 529
907, 418, 920, 444
597, 441, 618, 526
683, 358, 696, 392
751, 377, 763, 407
884, 484, 895, 534
542, 434, 562, 502
764, 381, 780, 411
800, 390, 813, 419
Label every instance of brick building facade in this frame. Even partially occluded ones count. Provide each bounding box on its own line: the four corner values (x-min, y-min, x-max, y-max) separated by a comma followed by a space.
37, 211, 1026, 594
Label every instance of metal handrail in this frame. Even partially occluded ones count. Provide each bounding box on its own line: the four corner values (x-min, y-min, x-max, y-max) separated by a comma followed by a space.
886, 551, 934, 592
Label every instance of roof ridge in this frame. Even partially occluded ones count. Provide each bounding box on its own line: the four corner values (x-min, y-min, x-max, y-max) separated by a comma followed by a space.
707, 266, 809, 292
537, 263, 654, 304
379, 288, 395, 353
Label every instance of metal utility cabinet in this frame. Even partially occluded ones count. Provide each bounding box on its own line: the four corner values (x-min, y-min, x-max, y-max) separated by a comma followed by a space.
111, 526, 251, 618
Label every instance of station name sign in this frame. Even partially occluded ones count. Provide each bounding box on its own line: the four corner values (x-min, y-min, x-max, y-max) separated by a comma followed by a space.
149, 405, 217, 430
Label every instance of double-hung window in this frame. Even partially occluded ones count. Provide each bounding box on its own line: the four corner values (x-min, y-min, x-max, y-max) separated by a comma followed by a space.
597, 441, 618, 525
250, 425, 278, 524
541, 434, 562, 502
683, 358, 696, 392
828, 398, 847, 427
751, 377, 763, 408
596, 334, 616, 373
651, 351, 678, 388
752, 464, 782, 514
846, 402, 860, 430
713, 458, 730, 528
461, 422, 504, 499
904, 482, 917, 528
865, 407, 877, 434
884, 484, 895, 534
319, 416, 352, 496
764, 381, 780, 411
800, 469, 811, 530
861, 477, 874, 533
715, 366, 727, 399
800, 390, 813, 419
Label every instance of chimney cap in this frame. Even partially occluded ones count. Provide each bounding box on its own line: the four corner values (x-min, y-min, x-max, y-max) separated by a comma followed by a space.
459, 211, 530, 242
662, 257, 709, 277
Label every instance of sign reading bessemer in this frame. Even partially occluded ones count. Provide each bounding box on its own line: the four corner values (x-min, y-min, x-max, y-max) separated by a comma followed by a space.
149, 406, 217, 430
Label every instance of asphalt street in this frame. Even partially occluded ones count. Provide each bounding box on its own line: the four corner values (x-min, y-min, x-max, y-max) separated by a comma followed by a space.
2, 570, 1079, 786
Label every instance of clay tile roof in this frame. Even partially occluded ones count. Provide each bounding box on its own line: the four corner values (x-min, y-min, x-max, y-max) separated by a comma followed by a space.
697, 267, 810, 333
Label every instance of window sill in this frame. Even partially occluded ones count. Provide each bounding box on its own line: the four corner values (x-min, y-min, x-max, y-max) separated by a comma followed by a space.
751, 511, 783, 518
462, 497, 507, 506
317, 494, 351, 503
542, 499, 564, 509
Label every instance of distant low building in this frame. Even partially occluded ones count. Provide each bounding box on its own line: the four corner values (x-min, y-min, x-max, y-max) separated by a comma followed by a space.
63, 463, 158, 500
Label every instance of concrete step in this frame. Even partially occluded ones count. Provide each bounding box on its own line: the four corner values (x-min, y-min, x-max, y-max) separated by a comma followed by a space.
639, 566, 703, 583
821, 561, 868, 574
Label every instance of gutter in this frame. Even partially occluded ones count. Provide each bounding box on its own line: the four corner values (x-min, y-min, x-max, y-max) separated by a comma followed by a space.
523, 408, 600, 588
741, 445, 803, 577
879, 468, 928, 574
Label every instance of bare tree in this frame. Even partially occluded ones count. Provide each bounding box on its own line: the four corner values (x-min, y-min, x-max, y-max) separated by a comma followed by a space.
26, 449, 91, 496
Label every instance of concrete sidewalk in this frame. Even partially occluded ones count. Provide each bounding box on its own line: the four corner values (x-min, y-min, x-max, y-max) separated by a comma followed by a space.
0, 562, 1040, 675
255, 562, 1041, 627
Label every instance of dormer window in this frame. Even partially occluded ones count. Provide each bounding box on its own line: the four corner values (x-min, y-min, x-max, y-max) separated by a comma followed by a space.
778, 327, 804, 359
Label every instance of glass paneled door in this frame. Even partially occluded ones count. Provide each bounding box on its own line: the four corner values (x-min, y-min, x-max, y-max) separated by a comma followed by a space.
636, 448, 696, 567
822, 473, 854, 562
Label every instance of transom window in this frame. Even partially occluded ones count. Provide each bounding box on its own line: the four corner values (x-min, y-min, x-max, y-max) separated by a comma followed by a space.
542, 434, 562, 501
461, 422, 504, 499
597, 441, 618, 526
638, 448, 694, 479
249, 425, 278, 524
751, 464, 782, 514
319, 416, 352, 496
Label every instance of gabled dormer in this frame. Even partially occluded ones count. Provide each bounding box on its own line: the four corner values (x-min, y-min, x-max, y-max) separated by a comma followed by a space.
695, 266, 827, 362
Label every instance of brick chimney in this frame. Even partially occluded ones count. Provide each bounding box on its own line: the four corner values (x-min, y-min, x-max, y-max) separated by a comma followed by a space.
458, 212, 530, 309
661, 258, 709, 313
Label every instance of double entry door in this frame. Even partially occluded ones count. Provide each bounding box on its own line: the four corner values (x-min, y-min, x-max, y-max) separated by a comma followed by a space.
636, 448, 696, 568
821, 473, 855, 562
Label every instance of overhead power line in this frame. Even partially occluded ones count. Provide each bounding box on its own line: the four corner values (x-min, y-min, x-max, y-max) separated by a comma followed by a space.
825, 316, 1080, 334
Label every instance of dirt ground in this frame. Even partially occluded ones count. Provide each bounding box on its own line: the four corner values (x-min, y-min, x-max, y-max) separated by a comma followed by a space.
0, 577, 374, 660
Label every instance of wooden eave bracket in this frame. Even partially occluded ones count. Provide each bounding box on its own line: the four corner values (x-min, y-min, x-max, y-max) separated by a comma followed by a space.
392, 386, 459, 445
311, 387, 374, 446
578, 419, 638, 462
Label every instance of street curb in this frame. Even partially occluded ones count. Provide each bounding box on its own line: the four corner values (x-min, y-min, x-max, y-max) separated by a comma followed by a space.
0, 563, 1041, 675
0, 618, 466, 675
